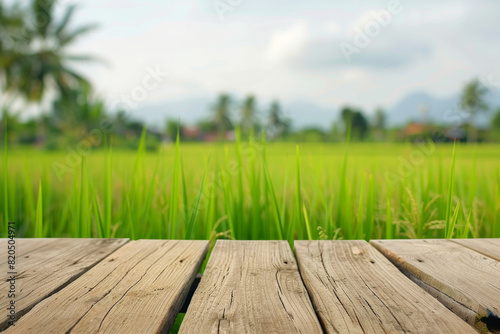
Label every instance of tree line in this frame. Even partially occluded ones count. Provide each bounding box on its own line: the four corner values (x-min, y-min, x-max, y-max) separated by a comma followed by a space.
166, 94, 291, 142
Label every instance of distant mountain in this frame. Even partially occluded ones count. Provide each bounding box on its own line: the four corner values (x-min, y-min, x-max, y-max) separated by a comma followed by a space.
130, 88, 500, 131
130, 96, 212, 130
133, 96, 337, 131
282, 100, 336, 130
387, 91, 453, 125
387, 90, 500, 127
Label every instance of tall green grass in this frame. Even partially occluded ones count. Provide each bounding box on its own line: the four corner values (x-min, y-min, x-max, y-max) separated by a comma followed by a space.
1, 131, 499, 241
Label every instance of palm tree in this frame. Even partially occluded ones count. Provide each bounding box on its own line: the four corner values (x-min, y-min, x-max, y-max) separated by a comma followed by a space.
0, 2, 24, 108
1, 0, 97, 104
493, 108, 500, 133
461, 79, 489, 143
268, 100, 289, 140
373, 108, 386, 140
269, 101, 282, 128
340, 106, 368, 140
51, 86, 105, 131
212, 94, 233, 140
241, 95, 257, 137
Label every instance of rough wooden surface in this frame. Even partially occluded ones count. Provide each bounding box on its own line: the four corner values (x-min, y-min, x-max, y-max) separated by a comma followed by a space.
295, 240, 476, 334
6, 240, 208, 334
0, 238, 56, 257
5, 238, 500, 333
371, 239, 500, 332
0, 238, 127, 329
452, 238, 500, 261
180, 240, 323, 334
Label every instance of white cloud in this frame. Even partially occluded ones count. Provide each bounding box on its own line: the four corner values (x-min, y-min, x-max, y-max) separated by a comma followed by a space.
323, 22, 340, 35
266, 21, 308, 63
264, 20, 433, 70
65, 0, 500, 116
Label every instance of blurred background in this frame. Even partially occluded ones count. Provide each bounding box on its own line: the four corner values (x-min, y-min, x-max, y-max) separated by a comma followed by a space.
1, 0, 500, 244
2, 0, 500, 148
2, 4, 500, 333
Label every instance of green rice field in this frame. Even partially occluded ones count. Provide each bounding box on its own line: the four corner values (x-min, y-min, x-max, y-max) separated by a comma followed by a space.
1, 135, 499, 243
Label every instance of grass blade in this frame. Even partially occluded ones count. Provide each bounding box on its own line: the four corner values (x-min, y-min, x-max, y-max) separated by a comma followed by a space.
445, 141, 457, 238
185, 170, 207, 239
35, 182, 43, 238
302, 203, 313, 240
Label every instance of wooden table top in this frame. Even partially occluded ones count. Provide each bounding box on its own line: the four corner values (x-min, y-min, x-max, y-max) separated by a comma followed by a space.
2, 238, 499, 333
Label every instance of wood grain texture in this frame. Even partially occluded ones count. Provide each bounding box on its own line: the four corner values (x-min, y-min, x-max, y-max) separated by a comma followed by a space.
6, 240, 208, 334
180, 240, 323, 334
295, 240, 476, 334
0, 238, 127, 329
0, 238, 56, 258
452, 238, 500, 261
371, 239, 500, 332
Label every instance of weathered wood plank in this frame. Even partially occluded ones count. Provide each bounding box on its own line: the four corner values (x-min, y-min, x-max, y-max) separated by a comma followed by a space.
452, 238, 500, 261
0, 238, 56, 260
6, 240, 208, 334
180, 240, 323, 334
371, 239, 500, 332
295, 240, 476, 334
0, 238, 128, 329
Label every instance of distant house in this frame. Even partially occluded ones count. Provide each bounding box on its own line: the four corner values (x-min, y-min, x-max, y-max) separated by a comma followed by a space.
182, 126, 202, 141
399, 122, 468, 142
398, 122, 427, 142
202, 130, 235, 142
400, 122, 426, 137
202, 132, 218, 142
445, 128, 466, 141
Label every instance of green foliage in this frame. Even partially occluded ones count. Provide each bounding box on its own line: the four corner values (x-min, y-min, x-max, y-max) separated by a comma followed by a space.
211, 94, 233, 138
373, 108, 387, 141
0, 0, 104, 151
374, 108, 387, 130
268, 100, 290, 140
0, 0, 97, 102
340, 106, 369, 140
461, 79, 489, 116
166, 119, 182, 142
460, 79, 489, 143
294, 127, 327, 142
445, 141, 457, 238
34, 181, 43, 237
240, 95, 258, 137
492, 109, 500, 132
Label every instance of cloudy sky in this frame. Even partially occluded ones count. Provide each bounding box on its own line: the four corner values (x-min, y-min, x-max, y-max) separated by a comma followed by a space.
67, 0, 500, 117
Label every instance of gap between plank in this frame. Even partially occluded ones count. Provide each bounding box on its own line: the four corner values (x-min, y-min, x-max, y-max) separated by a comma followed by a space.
0, 239, 130, 332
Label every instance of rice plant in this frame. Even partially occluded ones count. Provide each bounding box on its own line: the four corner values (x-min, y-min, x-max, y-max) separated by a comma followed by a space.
1, 131, 499, 241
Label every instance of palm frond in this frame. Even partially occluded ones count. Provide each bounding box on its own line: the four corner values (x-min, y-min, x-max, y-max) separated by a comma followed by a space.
59, 24, 99, 46
55, 5, 77, 36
